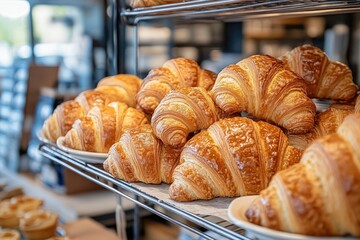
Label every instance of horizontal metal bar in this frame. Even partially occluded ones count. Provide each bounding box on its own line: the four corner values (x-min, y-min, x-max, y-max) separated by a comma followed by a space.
122, 0, 360, 23
39, 144, 250, 240
40, 150, 214, 240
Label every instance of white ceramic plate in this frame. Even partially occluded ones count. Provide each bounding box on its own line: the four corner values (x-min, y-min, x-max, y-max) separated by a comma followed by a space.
228, 196, 356, 240
36, 130, 57, 146
56, 137, 108, 164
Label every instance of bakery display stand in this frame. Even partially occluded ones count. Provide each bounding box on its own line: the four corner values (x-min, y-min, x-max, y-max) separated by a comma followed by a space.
39, 1, 360, 240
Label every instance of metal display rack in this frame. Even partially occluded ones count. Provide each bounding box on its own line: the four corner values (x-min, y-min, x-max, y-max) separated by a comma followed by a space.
121, 0, 360, 24
39, 143, 249, 240
39, 1, 360, 239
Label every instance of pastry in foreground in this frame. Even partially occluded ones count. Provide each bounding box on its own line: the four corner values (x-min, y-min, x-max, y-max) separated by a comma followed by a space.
281, 44, 358, 100
0, 229, 20, 240
169, 117, 302, 201
104, 124, 182, 184
0, 196, 43, 228
20, 209, 58, 240
246, 113, 360, 236
211, 54, 316, 134
64, 102, 147, 153
356, 95, 360, 113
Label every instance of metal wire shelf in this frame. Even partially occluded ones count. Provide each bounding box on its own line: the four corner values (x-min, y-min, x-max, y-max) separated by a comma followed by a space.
39, 143, 252, 240
122, 0, 360, 24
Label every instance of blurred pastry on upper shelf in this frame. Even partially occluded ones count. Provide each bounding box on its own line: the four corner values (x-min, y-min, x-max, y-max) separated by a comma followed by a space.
211, 54, 316, 134
131, 0, 183, 8
42, 89, 126, 143
63, 102, 148, 153
280, 44, 358, 100
287, 107, 353, 150
0, 229, 20, 240
0, 196, 43, 228
20, 209, 58, 240
136, 58, 216, 114
246, 113, 360, 236
104, 124, 182, 184
151, 87, 220, 148
169, 117, 302, 202
96, 74, 142, 108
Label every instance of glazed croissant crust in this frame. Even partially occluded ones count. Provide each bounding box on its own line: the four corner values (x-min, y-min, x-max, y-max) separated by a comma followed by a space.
287, 107, 353, 150
280, 44, 358, 100
211, 54, 316, 134
169, 117, 302, 202
42, 89, 125, 142
137, 58, 216, 114
151, 87, 219, 148
104, 124, 182, 184
64, 102, 148, 153
246, 113, 360, 236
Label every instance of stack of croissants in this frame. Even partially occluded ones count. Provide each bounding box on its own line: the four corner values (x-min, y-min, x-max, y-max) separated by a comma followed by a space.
42, 44, 360, 237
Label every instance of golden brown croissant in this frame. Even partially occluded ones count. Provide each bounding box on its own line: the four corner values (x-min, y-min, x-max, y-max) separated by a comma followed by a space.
42, 89, 125, 142
131, 0, 183, 8
288, 107, 353, 150
356, 95, 360, 113
169, 117, 302, 202
104, 124, 182, 184
211, 54, 316, 134
246, 113, 360, 236
96, 74, 142, 108
151, 87, 218, 148
136, 58, 216, 114
64, 102, 148, 153
280, 44, 358, 100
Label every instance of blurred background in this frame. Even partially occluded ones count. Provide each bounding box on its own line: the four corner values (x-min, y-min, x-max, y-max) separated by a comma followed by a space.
0, 0, 359, 239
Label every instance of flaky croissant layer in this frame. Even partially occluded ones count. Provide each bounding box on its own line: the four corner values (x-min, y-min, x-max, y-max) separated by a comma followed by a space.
64, 102, 148, 153
151, 87, 218, 148
211, 54, 316, 134
281, 44, 358, 100
246, 113, 360, 236
137, 58, 216, 114
104, 124, 182, 184
169, 116, 302, 202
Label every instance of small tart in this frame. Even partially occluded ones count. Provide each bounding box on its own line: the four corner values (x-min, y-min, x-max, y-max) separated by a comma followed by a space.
20, 209, 58, 240
0, 229, 20, 240
0, 196, 43, 228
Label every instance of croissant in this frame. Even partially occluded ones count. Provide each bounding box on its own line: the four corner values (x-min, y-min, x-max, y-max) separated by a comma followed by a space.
246, 113, 360, 236
96, 74, 142, 108
288, 107, 353, 150
104, 124, 182, 184
211, 54, 316, 134
151, 87, 219, 148
280, 44, 358, 100
64, 102, 148, 153
136, 58, 216, 114
42, 89, 124, 142
131, 0, 183, 8
168, 117, 302, 202
356, 95, 360, 113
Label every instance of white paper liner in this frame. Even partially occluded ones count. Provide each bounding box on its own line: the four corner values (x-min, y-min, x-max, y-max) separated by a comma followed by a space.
131, 183, 235, 222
